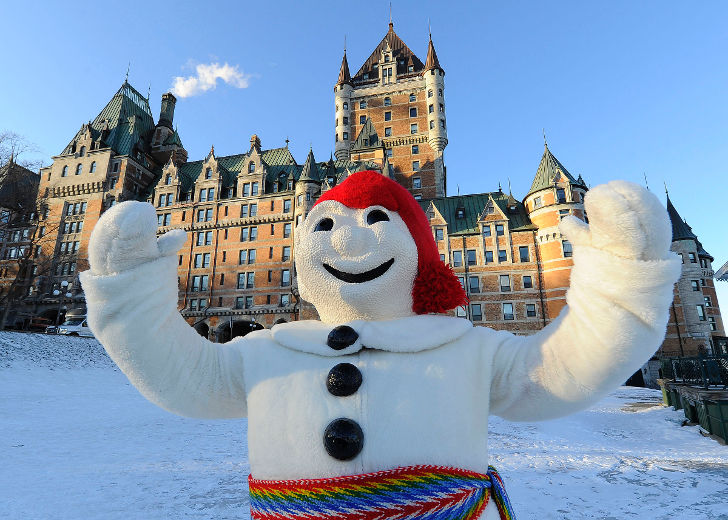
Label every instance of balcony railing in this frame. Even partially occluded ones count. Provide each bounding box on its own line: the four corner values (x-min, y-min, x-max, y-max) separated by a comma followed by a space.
661, 356, 728, 389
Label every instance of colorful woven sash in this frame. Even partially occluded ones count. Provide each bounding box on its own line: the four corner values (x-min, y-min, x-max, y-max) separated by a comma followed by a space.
249, 465, 516, 520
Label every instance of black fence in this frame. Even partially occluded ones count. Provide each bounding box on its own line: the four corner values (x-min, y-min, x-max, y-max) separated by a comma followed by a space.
661, 356, 728, 389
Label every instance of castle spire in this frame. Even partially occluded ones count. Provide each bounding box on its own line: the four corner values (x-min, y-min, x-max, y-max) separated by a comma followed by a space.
337, 51, 353, 87
423, 32, 443, 74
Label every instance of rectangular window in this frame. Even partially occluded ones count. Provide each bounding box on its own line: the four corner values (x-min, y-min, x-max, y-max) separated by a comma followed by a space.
241, 205, 248, 218
239, 250, 247, 264
199, 189, 207, 202
196, 233, 204, 246
283, 200, 291, 213
243, 183, 250, 197
500, 274, 511, 292
250, 203, 257, 217
452, 250, 463, 267
245, 296, 254, 309
413, 177, 421, 189
202, 253, 210, 268
435, 228, 444, 241
523, 275, 533, 289
283, 223, 292, 238
251, 182, 259, 196
468, 276, 480, 293
359, 115, 366, 124
440, 254, 446, 262
691, 280, 700, 291
384, 127, 392, 137
498, 250, 507, 262
282, 246, 291, 261
556, 188, 566, 203
495, 224, 504, 236
485, 250, 493, 263
519, 246, 530, 263
281, 294, 290, 306
248, 249, 256, 264
235, 296, 245, 309
526, 303, 537, 317
412, 161, 420, 171
533, 196, 542, 209
697, 305, 706, 321
250, 226, 258, 241
689, 252, 697, 263
384, 111, 391, 121
471, 304, 482, 321
410, 123, 418, 134
503, 303, 514, 321
191, 275, 201, 291
241, 228, 249, 241
190, 299, 198, 310
482, 226, 491, 237
281, 269, 291, 287
205, 231, 213, 245
200, 275, 209, 291
247, 272, 255, 288
562, 240, 573, 258
360, 100, 367, 109
709, 317, 717, 331
386, 149, 393, 158
409, 107, 417, 117
237, 273, 246, 289
456, 306, 466, 317
701, 278, 707, 287
412, 144, 419, 154
194, 254, 203, 268
467, 249, 476, 266
705, 296, 712, 307
429, 104, 434, 114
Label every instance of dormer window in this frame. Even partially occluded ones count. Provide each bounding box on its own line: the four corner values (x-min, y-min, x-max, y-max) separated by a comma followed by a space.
79, 146, 86, 157
248, 162, 255, 173
409, 94, 416, 102
456, 208, 465, 219
384, 55, 390, 62
205, 167, 212, 179
486, 203, 494, 214
165, 174, 171, 185
408, 65, 414, 73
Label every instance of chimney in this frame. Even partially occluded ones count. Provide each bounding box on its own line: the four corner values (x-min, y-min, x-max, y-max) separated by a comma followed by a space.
159, 92, 176, 129
250, 134, 261, 152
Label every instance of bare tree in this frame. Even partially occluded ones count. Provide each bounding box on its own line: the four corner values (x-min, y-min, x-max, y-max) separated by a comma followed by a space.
0, 131, 44, 172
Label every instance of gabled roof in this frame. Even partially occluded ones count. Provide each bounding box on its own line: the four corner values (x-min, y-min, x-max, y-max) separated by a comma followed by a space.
0, 161, 39, 212
336, 52, 353, 87
352, 23, 425, 83
61, 81, 156, 157
426, 191, 536, 235
423, 36, 443, 74
351, 118, 381, 151
527, 144, 585, 197
716, 260, 728, 281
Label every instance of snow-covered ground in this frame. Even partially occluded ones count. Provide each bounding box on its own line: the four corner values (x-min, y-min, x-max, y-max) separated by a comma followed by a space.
1, 332, 726, 520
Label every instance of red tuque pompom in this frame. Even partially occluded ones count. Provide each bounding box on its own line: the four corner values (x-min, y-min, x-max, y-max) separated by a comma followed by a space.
412, 260, 469, 315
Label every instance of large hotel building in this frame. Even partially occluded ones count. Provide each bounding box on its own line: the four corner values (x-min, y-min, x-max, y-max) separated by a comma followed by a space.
1, 23, 724, 360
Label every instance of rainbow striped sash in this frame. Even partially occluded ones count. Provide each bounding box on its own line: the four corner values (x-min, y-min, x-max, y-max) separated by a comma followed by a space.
249, 465, 516, 520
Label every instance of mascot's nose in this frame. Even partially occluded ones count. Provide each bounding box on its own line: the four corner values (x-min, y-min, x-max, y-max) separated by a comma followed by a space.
331, 225, 374, 257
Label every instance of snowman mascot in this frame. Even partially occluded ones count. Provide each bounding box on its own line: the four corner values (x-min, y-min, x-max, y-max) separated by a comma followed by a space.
80, 170, 680, 520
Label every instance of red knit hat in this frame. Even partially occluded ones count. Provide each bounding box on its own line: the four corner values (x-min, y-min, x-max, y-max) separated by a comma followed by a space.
315, 170, 467, 314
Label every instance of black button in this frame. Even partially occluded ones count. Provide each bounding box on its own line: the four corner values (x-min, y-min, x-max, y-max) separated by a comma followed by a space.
327, 325, 358, 350
327, 363, 362, 397
324, 418, 364, 460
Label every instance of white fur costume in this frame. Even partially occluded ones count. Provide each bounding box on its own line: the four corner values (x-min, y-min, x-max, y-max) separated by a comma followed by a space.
80, 181, 680, 519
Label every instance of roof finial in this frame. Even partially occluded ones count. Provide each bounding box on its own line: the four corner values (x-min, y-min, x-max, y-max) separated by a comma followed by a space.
285, 136, 289, 148
344, 34, 346, 53
508, 177, 513, 195
147, 83, 151, 101
498, 181, 503, 193
664, 181, 669, 196
125, 62, 130, 83
428, 18, 432, 40
542, 128, 547, 148
389, 2, 392, 26
457, 184, 460, 196
643, 172, 649, 191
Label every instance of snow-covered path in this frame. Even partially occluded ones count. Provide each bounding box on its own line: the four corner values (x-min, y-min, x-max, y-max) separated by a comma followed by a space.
1, 333, 726, 519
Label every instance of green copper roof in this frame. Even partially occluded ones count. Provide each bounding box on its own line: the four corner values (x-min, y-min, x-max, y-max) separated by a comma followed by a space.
61, 81, 156, 157
427, 191, 536, 235
352, 118, 381, 151
527, 145, 585, 197
163, 129, 183, 147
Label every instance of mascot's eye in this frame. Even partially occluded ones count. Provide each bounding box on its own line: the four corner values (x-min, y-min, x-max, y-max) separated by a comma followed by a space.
366, 210, 390, 225
314, 218, 334, 232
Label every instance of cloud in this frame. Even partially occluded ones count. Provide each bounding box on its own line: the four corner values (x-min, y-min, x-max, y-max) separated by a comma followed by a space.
171, 62, 254, 98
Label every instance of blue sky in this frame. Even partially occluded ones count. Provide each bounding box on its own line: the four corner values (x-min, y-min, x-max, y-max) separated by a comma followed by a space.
2, 0, 727, 309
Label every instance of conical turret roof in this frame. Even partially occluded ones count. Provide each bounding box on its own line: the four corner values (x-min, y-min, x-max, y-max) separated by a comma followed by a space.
526, 144, 581, 197
423, 35, 443, 74
299, 148, 319, 181
337, 52, 353, 86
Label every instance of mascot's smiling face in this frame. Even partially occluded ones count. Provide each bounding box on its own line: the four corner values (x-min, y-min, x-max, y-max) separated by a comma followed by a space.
295, 200, 418, 323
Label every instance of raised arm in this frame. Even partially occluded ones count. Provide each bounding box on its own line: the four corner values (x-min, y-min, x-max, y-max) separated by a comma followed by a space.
79, 202, 248, 419
488, 181, 681, 421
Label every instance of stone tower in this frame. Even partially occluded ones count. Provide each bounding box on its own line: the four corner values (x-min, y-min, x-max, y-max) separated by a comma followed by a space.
523, 144, 588, 317
334, 23, 447, 199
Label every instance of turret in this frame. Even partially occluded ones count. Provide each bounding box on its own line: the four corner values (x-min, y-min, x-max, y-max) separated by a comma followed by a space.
423, 34, 447, 197
159, 92, 176, 129
334, 52, 353, 161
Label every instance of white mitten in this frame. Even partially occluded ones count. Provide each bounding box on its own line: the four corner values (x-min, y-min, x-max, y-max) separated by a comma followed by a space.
559, 180, 672, 261
88, 201, 187, 276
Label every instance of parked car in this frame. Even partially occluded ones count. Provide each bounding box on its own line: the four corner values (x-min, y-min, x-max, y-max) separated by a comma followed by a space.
45, 325, 58, 334
26, 317, 53, 333
58, 317, 94, 338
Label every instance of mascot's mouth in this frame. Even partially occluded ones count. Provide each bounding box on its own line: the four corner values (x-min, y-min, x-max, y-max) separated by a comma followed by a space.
323, 258, 395, 283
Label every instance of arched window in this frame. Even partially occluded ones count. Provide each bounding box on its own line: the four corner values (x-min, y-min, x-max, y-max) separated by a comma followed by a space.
248, 162, 255, 173
90, 161, 96, 173
62, 165, 68, 177
205, 167, 212, 179
429, 120, 435, 129
384, 97, 391, 106
75, 164, 82, 175
79, 146, 86, 157
165, 174, 171, 185
428, 89, 433, 98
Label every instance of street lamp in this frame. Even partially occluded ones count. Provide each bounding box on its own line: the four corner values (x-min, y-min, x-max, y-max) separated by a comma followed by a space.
53, 280, 72, 328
